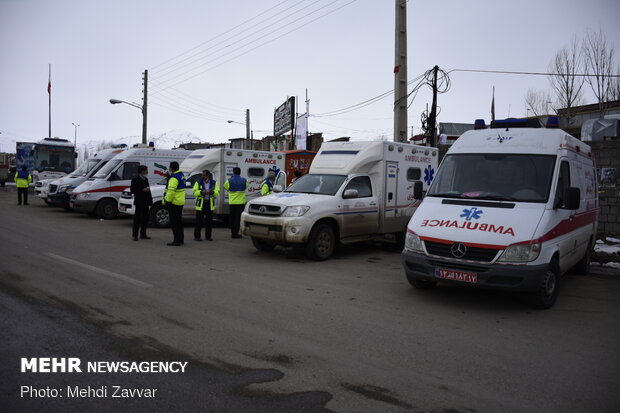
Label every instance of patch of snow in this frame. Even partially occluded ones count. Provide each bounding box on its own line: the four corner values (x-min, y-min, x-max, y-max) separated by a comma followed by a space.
606, 237, 620, 244
603, 262, 620, 269
595, 244, 620, 255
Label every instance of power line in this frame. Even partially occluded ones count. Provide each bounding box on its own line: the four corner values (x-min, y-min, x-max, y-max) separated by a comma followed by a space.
149, 0, 295, 71
149, 80, 245, 117
151, 0, 357, 93
151, 0, 318, 81
449, 68, 620, 78
149, 100, 237, 124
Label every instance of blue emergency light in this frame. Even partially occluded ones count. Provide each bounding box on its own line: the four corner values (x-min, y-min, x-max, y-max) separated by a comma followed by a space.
546, 116, 560, 128
474, 119, 486, 129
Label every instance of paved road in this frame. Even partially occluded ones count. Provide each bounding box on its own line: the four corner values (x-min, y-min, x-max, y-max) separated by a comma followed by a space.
1, 188, 619, 412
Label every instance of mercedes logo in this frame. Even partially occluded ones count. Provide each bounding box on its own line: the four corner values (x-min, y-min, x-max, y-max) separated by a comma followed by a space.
451, 242, 467, 258
259, 206, 267, 213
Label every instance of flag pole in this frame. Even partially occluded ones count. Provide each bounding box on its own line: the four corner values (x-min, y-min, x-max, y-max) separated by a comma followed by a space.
491, 86, 495, 122
48, 64, 52, 138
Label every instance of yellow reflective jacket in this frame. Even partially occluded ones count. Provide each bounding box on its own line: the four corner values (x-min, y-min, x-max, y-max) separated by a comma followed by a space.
15, 170, 32, 188
193, 179, 219, 211
223, 175, 248, 205
164, 171, 186, 206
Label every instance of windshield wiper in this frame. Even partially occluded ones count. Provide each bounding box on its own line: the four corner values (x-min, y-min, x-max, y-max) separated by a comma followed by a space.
473, 194, 517, 201
427, 192, 463, 198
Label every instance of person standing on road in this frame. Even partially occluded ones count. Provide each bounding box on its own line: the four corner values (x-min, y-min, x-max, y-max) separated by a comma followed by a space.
15, 165, 32, 205
163, 161, 186, 246
223, 167, 247, 239
193, 169, 219, 242
260, 169, 276, 196
130, 165, 153, 241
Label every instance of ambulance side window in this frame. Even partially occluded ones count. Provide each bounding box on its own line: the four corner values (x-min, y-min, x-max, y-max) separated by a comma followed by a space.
247, 168, 264, 178
555, 161, 571, 207
345, 176, 372, 198
407, 168, 421, 181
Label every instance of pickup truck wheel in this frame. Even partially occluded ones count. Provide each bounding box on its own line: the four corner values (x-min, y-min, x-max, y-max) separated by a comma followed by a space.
96, 199, 117, 220
251, 237, 276, 252
150, 204, 170, 228
306, 224, 335, 261
530, 259, 560, 309
406, 274, 437, 289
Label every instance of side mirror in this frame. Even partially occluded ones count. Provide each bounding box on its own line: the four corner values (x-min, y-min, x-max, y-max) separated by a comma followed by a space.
343, 189, 358, 199
413, 181, 423, 200
273, 185, 283, 193
563, 187, 580, 210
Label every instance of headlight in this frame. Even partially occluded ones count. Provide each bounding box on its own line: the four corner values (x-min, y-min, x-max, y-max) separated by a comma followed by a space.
497, 243, 540, 263
58, 185, 70, 193
281, 206, 310, 217
405, 231, 424, 252
77, 193, 90, 199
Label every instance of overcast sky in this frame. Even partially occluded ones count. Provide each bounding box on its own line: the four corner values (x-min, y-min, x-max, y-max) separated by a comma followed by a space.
1, 0, 619, 150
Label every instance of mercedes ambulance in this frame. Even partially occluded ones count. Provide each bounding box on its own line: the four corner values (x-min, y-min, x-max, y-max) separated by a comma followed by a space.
241, 140, 438, 260
45, 148, 127, 209
402, 118, 598, 309
71, 146, 190, 219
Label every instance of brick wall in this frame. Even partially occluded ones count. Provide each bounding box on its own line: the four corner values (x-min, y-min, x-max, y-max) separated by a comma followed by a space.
591, 140, 620, 236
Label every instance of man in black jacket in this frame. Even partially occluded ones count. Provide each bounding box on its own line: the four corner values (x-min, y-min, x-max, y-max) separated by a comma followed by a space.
130, 165, 153, 241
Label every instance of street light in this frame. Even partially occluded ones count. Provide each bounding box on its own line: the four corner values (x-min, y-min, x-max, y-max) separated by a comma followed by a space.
72, 122, 80, 146
109, 98, 147, 144
227, 109, 252, 149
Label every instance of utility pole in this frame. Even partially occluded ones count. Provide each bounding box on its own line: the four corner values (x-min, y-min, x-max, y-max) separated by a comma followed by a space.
245, 109, 251, 149
142, 70, 148, 145
428, 65, 438, 147
393, 0, 407, 142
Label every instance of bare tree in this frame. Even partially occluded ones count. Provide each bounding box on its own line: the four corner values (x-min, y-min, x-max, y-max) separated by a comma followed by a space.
583, 28, 616, 117
525, 88, 553, 118
548, 36, 585, 127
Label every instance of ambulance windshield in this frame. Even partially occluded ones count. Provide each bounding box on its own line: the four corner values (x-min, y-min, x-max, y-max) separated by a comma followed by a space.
286, 174, 347, 196
427, 154, 556, 203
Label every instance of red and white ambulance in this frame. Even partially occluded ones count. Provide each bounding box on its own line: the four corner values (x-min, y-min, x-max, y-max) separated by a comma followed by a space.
402, 117, 598, 309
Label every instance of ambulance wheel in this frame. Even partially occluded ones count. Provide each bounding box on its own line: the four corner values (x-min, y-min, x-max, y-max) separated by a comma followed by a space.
306, 223, 335, 261
251, 237, 276, 252
96, 199, 117, 220
150, 204, 170, 228
406, 274, 437, 289
573, 240, 592, 275
530, 259, 560, 309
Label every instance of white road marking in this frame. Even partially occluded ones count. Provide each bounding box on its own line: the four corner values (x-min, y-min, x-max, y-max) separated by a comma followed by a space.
44, 252, 153, 288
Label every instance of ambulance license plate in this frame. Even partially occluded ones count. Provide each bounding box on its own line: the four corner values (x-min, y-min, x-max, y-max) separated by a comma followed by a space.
435, 268, 478, 283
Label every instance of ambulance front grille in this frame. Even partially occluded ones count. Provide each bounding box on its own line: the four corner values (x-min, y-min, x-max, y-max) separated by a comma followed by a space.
424, 241, 500, 262
49, 185, 58, 194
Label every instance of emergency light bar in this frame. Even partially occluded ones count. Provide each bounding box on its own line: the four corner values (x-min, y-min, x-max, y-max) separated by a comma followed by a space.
490, 118, 541, 129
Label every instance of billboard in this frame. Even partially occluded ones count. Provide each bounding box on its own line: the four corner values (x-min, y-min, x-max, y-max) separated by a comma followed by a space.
295, 114, 308, 150
274, 96, 295, 137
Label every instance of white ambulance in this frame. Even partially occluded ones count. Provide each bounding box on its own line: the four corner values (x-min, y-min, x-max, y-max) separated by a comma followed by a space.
241, 140, 439, 260
45, 148, 127, 209
402, 118, 598, 309
70, 146, 190, 219
118, 148, 286, 227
